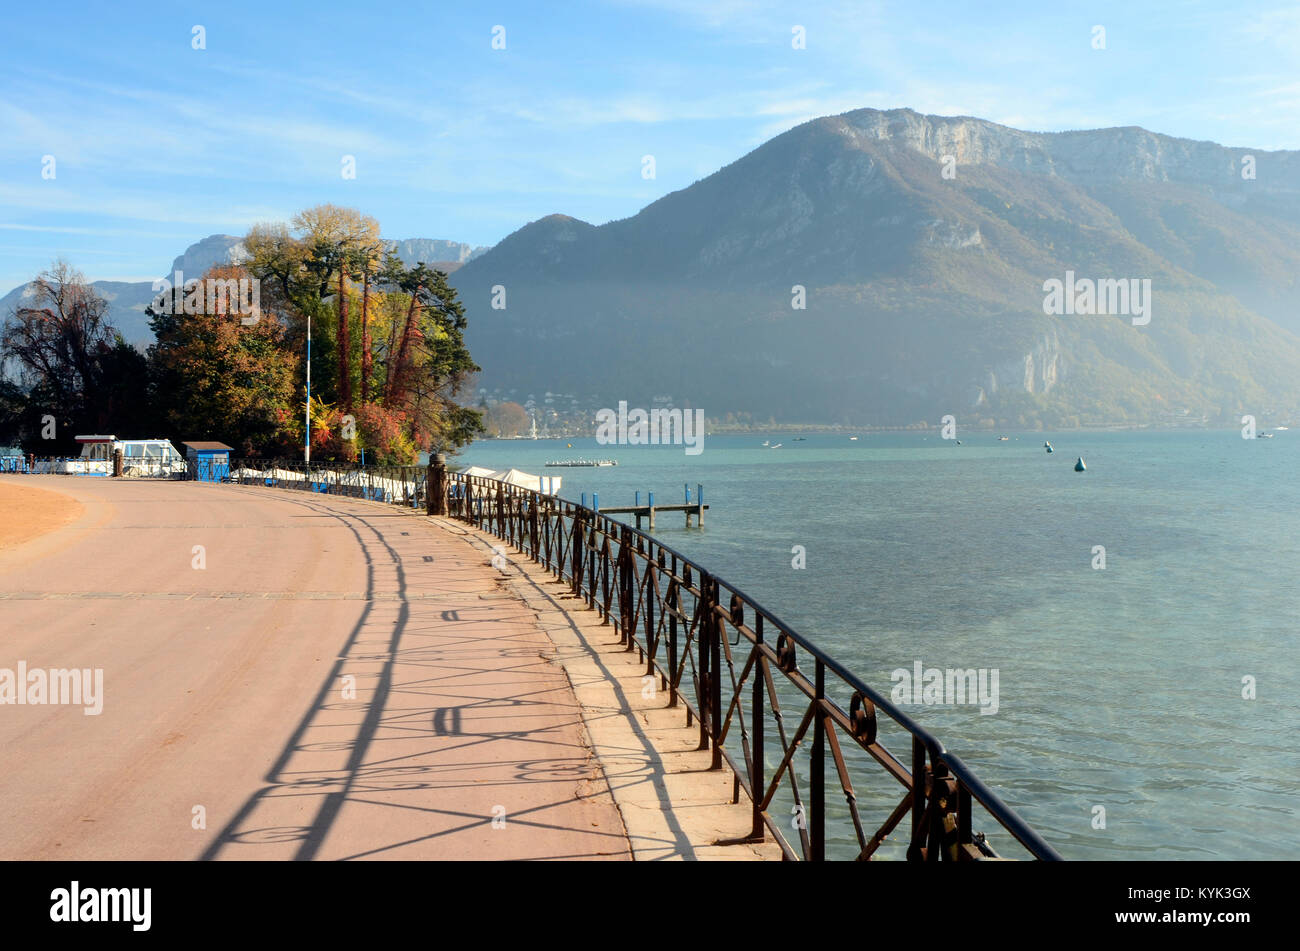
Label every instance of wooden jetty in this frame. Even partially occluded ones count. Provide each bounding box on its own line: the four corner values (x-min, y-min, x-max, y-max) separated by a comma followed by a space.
582, 484, 707, 530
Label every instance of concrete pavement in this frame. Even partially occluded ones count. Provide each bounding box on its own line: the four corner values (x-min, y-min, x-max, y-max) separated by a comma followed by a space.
0, 476, 630, 860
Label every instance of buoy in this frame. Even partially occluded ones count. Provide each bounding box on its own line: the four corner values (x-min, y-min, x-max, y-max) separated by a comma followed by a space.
1046, 441, 1054, 454
1074, 457, 1086, 472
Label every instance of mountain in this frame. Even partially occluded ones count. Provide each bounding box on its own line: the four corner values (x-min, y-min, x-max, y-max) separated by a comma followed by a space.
448, 107, 1300, 428
1, 235, 487, 348
0, 279, 161, 346
386, 238, 488, 272
168, 234, 247, 278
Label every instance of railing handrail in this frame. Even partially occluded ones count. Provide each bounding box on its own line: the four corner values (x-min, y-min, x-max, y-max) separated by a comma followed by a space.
440, 470, 1061, 861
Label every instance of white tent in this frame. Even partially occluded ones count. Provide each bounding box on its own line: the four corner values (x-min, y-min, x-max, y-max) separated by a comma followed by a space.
459, 466, 560, 494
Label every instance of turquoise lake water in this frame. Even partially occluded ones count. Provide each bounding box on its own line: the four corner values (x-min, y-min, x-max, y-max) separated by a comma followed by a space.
451, 430, 1299, 860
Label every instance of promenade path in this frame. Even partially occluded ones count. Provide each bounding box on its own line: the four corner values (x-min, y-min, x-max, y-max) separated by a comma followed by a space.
0, 476, 630, 860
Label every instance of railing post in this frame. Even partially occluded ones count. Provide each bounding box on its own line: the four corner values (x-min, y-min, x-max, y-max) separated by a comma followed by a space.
570, 509, 584, 596
587, 519, 598, 610
812, 659, 825, 861
909, 737, 928, 862
667, 555, 679, 708
621, 530, 637, 649
751, 614, 764, 839
957, 780, 972, 859
696, 571, 713, 751
643, 555, 656, 672
710, 577, 723, 770
528, 494, 539, 559
427, 453, 447, 516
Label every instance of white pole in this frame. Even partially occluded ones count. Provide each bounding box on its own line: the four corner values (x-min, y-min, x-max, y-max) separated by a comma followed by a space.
305, 314, 312, 463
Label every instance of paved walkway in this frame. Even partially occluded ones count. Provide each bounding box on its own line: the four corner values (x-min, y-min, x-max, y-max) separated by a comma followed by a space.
0, 476, 630, 860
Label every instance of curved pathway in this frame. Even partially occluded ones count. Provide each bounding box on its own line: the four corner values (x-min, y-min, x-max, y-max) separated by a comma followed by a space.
0, 475, 630, 861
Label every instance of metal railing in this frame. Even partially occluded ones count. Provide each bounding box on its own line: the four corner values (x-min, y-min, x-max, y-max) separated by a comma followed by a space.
217, 458, 1059, 860
21, 456, 185, 478
227, 459, 427, 508
445, 470, 1061, 861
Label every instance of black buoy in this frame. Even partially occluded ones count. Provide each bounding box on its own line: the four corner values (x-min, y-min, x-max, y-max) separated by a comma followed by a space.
1045, 441, 1054, 454
1074, 456, 1086, 472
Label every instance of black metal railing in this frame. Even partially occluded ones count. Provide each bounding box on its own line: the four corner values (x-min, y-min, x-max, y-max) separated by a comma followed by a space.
220, 458, 1059, 861
443, 471, 1061, 861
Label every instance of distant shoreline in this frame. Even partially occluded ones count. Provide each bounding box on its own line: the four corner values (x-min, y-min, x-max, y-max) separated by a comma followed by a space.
477, 423, 1253, 441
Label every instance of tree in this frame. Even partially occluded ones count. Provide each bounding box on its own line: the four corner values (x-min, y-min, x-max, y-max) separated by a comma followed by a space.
289, 205, 380, 413
0, 261, 126, 450
485, 402, 529, 437
382, 260, 482, 449
147, 264, 298, 454
239, 207, 483, 460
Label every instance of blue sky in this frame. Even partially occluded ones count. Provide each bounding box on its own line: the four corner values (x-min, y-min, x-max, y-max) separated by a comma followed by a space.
1, 0, 1298, 290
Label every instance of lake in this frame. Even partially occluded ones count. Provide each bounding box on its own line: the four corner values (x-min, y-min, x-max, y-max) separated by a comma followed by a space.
451, 429, 1299, 859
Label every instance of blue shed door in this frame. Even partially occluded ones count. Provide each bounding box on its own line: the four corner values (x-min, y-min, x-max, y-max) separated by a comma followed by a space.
197, 453, 229, 482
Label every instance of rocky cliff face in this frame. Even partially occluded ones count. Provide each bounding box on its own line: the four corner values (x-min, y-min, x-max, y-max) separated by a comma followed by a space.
168, 234, 247, 277
387, 238, 489, 268
975, 334, 1065, 406
828, 108, 1300, 189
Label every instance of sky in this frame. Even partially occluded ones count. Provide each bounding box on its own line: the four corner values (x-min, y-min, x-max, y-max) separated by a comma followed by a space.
1, 0, 1298, 291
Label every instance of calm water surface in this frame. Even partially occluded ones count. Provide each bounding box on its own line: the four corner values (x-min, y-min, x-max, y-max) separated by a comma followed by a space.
451, 430, 1299, 859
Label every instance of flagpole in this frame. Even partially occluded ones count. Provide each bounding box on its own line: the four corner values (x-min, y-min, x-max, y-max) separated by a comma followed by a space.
305, 314, 312, 463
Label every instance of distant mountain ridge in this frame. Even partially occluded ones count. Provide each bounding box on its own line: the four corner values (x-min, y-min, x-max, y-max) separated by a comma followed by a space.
446, 107, 1300, 427
1, 234, 490, 346
8, 107, 1300, 427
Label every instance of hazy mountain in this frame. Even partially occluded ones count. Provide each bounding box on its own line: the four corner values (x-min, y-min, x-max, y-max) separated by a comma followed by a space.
2, 235, 488, 348
449, 108, 1300, 427
0, 279, 160, 346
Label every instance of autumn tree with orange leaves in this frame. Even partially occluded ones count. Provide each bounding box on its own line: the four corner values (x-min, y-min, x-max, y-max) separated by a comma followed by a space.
239, 204, 483, 462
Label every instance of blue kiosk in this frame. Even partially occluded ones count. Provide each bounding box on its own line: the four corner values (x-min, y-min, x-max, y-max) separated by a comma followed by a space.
184, 441, 233, 482
0, 446, 26, 473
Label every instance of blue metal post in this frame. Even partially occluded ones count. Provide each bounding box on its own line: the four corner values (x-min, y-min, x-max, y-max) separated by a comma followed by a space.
593, 492, 599, 512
